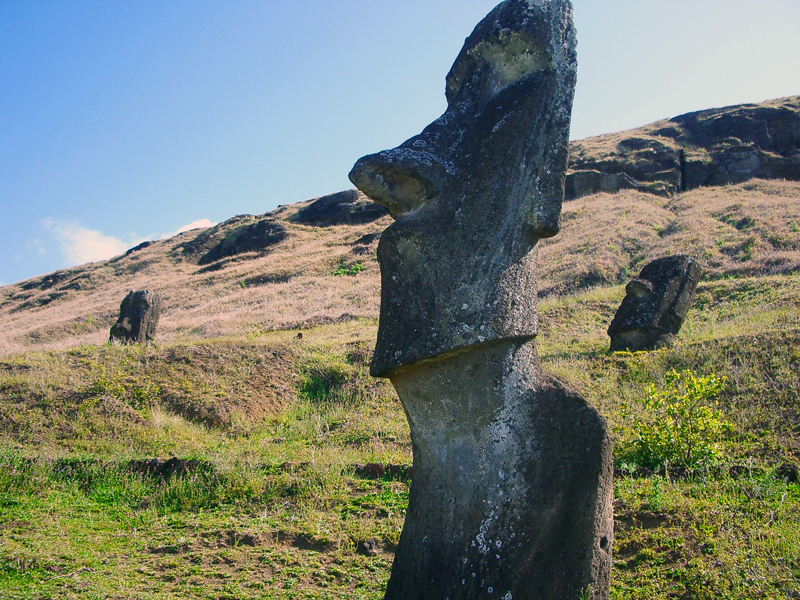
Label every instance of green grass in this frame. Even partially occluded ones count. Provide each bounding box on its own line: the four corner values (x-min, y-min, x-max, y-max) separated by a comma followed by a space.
1, 274, 799, 598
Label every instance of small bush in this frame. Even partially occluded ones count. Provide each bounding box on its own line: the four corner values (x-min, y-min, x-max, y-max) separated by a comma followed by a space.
297, 350, 372, 405
332, 262, 365, 277
619, 369, 731, 471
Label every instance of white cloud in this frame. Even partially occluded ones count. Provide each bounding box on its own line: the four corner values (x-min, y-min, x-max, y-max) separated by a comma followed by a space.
172, 219, 215, 236
43, 219, 129, 266
27, 239, 46, 256
41, 217, 217, 267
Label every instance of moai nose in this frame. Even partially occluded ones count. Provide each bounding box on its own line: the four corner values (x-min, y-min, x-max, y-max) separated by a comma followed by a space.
529, 200, 562, 239
349, 147, 451, 220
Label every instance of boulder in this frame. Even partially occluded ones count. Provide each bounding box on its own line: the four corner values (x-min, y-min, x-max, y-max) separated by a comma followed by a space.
109, 290, 162, 344
198, 219, 287, 265
608, 255, 702, 352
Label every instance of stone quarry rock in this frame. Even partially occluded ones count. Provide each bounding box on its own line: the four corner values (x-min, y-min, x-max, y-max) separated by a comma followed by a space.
198, 219, 287, 265
349, 1, 613, 598
291, 189, 388, 226
566, 96, 800, 200
109, 290, 162, 344
608, 255, 702, 352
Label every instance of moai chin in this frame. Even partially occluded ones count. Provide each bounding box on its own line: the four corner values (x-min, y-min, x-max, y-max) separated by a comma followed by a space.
349, 1, 613, 599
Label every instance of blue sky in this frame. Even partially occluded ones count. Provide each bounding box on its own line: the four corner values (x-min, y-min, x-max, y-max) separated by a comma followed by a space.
2, 0, 799, 285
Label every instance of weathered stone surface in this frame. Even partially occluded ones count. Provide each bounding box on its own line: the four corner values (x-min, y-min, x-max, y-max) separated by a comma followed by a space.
291, 189, 388, 226
608, 255, 702, 352
174, 215, 287, 267
349, 1, 613, 598
566, 96, 800, 199
351, 0, 578, 378
198, 219, 287, 265
390, 341, 613, 600
109, 290, 162, 344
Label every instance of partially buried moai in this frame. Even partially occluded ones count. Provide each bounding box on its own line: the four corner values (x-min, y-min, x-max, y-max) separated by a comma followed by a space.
608, 255, 702, 352
109, 290, 162, 344
349, 1, 613, 599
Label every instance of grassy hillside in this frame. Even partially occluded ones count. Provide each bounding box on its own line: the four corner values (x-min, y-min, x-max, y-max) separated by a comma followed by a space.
3, 179, 800, 353
1, 172, 799, 597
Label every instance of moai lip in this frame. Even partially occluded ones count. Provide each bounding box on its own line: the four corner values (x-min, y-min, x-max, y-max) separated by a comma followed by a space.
350, 1, 613, 599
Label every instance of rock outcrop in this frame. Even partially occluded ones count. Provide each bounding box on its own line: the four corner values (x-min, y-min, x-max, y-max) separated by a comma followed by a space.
350, 1, 613, 598
109, 290, 162, 344
608, 255, 702, 352
567, 96, 800, 199
198, 219, 287, 265
291, 189, 388, 226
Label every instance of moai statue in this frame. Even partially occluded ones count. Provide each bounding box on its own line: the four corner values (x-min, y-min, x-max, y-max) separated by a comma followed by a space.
349, 1, 613, 599
608, 255, 702, 352
109, 290, 162, 344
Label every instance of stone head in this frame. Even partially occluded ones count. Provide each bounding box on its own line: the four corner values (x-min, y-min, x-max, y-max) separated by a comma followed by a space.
608, 255, 703, 352
349, 0, 577, 377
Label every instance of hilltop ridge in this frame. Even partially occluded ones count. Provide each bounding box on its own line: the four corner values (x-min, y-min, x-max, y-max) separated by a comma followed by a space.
567, 95, 800, 199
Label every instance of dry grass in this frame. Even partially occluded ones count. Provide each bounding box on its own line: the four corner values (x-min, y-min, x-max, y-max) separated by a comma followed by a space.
539, 178, 800, 295
0, 199, 388, 356
2, 179, 799, 357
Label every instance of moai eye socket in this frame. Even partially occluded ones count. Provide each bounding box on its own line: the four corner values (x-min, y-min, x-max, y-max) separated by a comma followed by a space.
446, 31, 553, 104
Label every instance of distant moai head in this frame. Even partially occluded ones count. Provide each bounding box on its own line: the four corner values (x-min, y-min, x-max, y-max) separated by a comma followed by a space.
350, 0, 577, 377
608, 255, 703, 352
109, 289, 163, 345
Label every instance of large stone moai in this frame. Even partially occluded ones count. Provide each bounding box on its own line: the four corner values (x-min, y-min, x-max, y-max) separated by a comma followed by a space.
109, 290, 162, 344
349, 1, 613, 599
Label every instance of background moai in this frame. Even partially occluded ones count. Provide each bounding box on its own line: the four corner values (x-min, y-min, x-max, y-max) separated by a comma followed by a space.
349, 1, 613, 598
109, 290, 162, 344
608, 255, 702, 352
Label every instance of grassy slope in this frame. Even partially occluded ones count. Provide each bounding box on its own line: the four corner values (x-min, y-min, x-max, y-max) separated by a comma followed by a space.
1, 181, 800, 599
4, 180, 800, 354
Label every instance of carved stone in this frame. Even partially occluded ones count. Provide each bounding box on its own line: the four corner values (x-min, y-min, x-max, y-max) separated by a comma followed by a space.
349, 1, 613, 598
109, 290, 162, 344
608, 255, 702, 352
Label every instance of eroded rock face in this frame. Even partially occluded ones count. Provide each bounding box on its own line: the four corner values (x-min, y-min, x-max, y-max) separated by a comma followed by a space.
566, 96, 800, 200
198, 219, 287, 265
350, 1, 613, 598
608, 255, 702, 352
109, 290, 162, 344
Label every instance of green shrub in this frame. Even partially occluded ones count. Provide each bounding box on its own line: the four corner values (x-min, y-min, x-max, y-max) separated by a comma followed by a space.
332, 262, 365, 276
619, 369, 731, 471
299, 355, 350, 402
